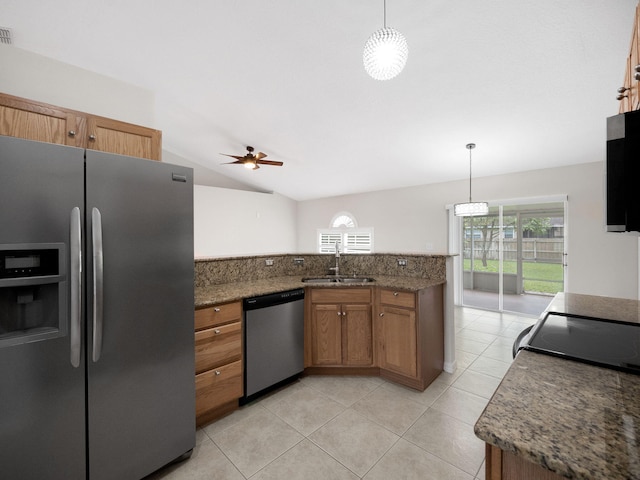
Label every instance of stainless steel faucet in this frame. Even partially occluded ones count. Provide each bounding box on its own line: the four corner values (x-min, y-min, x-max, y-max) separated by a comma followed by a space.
329, 241, 340, 276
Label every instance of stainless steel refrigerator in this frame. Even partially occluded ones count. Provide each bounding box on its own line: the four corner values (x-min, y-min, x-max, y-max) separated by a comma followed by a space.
0, 135, 195, 479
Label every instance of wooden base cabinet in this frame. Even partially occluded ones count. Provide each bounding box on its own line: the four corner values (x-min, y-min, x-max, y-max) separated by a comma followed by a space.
485, 444, 565, 480
306, 288, 373, 368
376, 284, 444, 391
378, 303, 417, 378
0, 93, 162, 160
194, 301, 243, 427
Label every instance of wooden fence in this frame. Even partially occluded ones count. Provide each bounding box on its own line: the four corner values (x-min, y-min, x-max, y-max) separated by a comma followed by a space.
464, 238, 564, 263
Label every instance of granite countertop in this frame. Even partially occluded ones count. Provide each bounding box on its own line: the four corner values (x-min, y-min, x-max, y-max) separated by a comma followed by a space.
474, 292, 640, 479
195, 275, 446, 307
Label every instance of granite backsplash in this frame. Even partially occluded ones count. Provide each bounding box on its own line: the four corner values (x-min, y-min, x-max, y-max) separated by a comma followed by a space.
195, 253, 448, 289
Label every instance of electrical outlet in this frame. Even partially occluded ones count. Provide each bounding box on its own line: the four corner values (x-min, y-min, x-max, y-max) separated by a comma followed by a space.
265, 259, 274, 266
397, 259, 407, 267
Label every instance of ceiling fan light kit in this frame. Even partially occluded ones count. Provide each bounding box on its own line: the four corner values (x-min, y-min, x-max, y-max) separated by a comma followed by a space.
363, 0, 408, 80
454, 143, 489, 217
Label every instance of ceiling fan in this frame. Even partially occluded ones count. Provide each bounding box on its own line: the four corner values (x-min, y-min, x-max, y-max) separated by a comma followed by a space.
220, 146, 284, 170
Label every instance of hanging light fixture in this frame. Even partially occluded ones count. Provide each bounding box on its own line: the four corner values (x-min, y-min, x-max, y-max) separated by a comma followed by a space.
363, 0, 408, 81
454, 143, 489, 217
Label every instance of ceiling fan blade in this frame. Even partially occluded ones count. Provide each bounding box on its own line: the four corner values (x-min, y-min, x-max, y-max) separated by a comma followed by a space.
256, 160, 284, 166
221, 160, 246, 165
255, 151, 268, 160
220, 153, 245, 161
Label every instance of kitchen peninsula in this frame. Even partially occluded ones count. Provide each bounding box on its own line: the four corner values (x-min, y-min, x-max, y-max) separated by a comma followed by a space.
194, 253, 453, 425
474, 293, 640, 480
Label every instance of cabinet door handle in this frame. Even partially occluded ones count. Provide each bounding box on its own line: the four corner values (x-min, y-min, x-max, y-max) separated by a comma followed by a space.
214, 329, 221, 334
337, 312, 342, 316
379, 313, 384, 317
88, 134, 96, 141
393, 292, 399, 296
68, 130, 76, 137
214, 307, 221, 312
215, 370, 221, 376
342, 311, 346, 316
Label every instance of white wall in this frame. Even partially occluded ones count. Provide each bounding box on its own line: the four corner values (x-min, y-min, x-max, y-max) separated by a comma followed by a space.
0, 45, 293, 259
194, 185, 297, 258
297, 162, 639, 300
0, 44, 154, 127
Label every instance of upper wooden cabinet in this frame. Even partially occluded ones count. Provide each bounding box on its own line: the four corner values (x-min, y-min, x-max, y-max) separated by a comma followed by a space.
0, 93, 85, 147
86, 115, 161, 160
620, 3, 640, 113
0, 93, 161, 160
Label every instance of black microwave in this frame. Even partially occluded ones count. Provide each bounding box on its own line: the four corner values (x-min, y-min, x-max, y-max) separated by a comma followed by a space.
606, 109, 640, 232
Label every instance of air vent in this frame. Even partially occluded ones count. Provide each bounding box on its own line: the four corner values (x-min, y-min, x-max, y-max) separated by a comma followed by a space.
0, 28, 12, 45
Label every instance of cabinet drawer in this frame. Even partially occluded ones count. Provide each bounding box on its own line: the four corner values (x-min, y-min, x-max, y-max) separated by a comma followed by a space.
380, 289, 416, 309
195, 301, 242, 330
195, 360, 243, 417
195, 321, 242, 374
310, 288, 371, 304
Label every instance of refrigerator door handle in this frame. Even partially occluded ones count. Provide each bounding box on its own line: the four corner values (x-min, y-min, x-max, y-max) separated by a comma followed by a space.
70, 207, 82, 368
92, 207, 104, 362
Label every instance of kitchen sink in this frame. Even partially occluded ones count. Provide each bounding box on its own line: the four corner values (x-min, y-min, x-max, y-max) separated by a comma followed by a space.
339, 277, 375, 283
301, 277, 339, 283
301, 277, 375, 284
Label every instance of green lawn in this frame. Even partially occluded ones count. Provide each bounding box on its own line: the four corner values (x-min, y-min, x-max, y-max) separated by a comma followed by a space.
464, 259, 563, 294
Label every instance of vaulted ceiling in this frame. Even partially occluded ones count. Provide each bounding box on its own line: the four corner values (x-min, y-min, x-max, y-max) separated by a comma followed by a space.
3, 0, 637, 200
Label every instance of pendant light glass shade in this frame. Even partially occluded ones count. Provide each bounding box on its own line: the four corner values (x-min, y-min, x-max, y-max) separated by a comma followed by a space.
454, 143, 489, 217
454, 202, 489, 216
363, 0, 408, 80
363, 27, 408, 80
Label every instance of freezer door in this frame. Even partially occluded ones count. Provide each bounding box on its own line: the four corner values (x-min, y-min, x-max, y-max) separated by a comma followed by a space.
85, 151, 195, 480
0, 136, 86, 479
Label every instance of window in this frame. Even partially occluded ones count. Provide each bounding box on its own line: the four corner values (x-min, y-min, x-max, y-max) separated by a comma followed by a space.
317, 212, 373, 253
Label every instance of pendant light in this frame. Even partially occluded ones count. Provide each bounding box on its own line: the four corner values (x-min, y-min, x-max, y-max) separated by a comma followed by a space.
454, 143, 489, 216
363, 0, 408, 81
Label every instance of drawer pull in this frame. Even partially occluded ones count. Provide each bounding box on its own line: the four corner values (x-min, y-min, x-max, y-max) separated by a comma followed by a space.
393, 292, 399, 296
215, 370, 221, 376
214, 329, 221, 334
214, 307, 221, 312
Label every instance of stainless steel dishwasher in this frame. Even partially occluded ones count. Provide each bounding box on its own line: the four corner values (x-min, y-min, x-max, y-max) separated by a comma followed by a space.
241, 288, 305, 404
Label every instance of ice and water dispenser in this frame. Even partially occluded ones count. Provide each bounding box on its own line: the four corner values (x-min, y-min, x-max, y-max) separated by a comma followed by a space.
0, 244, 67, 347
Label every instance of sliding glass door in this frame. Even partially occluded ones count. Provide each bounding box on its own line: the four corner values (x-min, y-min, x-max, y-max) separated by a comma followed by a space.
460, 199, 566, 316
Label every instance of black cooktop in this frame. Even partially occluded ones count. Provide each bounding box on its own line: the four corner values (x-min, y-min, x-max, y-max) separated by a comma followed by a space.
522, 312, 640, 375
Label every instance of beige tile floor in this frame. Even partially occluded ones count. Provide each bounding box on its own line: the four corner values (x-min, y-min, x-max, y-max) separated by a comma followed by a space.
146, 306, 537, 480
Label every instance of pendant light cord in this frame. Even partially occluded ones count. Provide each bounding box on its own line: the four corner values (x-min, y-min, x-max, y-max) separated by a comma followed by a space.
383, 0, 387, 28
469, 148, 472, 202
466, 143, 476, 203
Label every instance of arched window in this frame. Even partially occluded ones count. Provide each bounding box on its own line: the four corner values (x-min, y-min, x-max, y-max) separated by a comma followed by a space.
331, 213, 357, 228
318, 212, 373, 253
